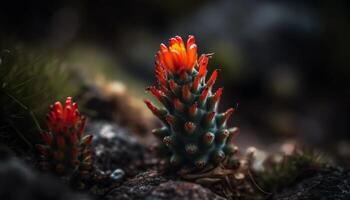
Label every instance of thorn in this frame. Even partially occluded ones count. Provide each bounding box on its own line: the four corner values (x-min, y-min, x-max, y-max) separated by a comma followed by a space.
206, 70, 218, 88
146, 86, 163, 103
192, 76, 201, 92
206, 112, 216, 125
180, 70, 189, 82
213, 87, 223, 104
184, 121, 196, 134
217, 107, 235, 127
199, 87, 209, 104
198, 55, 208, 77
144, 99, 159, 115
203, 132, 215, 145
169, 79, 178, 94
173, 98, 184, 112
165, 115, 176, 127
182, 85, 191, 102
189, 102, 198, 117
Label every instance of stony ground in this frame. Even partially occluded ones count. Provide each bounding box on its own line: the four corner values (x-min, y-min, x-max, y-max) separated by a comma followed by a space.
1, 119, 349, 200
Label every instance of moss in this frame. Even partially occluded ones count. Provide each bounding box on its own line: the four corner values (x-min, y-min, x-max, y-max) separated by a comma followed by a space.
256, 148, 325, 192
0, 43, 81, 154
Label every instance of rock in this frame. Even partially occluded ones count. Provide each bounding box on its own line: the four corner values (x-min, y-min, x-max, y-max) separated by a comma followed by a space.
105, 170, 225, 200
88, 121, 148, 176
274, 167, 350, 200
0, 151, 90, 200
110, 169, 125, 182
82, 82, 157, 135
148, 180, 225, 200
105, 170, 168, 200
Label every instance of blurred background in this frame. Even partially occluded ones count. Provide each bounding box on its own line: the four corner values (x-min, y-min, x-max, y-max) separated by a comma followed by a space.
0, 0, 349, 166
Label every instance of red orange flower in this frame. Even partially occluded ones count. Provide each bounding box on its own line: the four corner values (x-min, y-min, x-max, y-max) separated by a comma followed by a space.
156, 35, 197, 75
47, 97, 86, 137
37, 97, 92, 176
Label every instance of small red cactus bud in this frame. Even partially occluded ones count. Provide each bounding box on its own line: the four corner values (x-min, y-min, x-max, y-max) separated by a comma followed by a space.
182, 85, 191, 102
144, 99, 160, 115
205, 112, 216, 125
198, 55, 208, 77
173, 98, 184, 112
203, 132, 215, 145
213, 87, 223, 104
147, 86, 163, 102
189, 102, 198, 117
155, 62, 167, 87
206, 69, 218, 88
165, 115, 176, 127
217, 108, 235, 127
169, 79, 178, 94
184, 121, 196, 134
160, 85, 171, 97
180, 70, 189, 82
199, 87, 209, 104
192, 76, 201, 92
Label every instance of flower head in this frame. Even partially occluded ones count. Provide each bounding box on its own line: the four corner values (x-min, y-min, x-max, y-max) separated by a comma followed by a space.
47, 97, 85, 136
156, 35, 197, 75
37, 97, 92, 176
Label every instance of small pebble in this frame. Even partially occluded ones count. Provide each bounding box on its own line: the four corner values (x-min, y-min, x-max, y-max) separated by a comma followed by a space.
110, 169, 125, 181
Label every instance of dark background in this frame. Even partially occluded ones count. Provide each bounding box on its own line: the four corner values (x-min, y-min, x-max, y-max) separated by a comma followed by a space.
1, 0, 349, 165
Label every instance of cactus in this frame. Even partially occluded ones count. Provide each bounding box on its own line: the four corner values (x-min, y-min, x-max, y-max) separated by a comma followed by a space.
36, 97, 93, 176
144, 35, 239, 171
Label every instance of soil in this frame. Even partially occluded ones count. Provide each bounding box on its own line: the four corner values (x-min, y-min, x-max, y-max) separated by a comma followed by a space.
1, 120, 349, 200
274, 167, 350, 200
